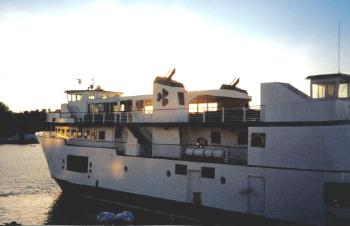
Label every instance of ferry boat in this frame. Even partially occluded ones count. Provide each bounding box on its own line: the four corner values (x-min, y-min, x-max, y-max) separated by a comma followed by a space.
36, 69, 350, 225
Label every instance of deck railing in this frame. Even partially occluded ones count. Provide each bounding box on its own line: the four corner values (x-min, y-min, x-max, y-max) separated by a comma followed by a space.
64, 138, 247, 165
53, 106, 260, 124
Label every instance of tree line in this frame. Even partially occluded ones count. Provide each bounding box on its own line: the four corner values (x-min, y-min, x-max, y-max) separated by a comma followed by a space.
0, 102, 47, 138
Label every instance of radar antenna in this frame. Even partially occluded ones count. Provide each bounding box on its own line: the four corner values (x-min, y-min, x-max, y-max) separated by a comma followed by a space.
74, 78, 82, 85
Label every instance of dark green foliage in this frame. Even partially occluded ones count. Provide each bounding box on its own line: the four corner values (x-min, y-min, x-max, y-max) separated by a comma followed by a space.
0, 102, 47, 138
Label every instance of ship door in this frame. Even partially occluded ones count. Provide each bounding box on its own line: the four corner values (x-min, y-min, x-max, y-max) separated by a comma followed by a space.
248, 176, 265, 214
187, 170, 202, 205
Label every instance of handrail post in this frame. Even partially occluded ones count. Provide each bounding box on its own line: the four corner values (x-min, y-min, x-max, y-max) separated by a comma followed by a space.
126, 112, 129, 122
243, 107, 246, 122
222, 107, 225, 122
203, 111, 206, 123
103, 113, 105, 124
92, 113, 95, 124
114, 112, 117, 124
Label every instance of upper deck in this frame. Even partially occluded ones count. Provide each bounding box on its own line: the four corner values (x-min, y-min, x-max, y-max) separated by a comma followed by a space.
48, 69, 260, 125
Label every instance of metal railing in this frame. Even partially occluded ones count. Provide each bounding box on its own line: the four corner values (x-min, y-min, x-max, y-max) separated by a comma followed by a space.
50, 106, 260, 124
63, 138, 247, 165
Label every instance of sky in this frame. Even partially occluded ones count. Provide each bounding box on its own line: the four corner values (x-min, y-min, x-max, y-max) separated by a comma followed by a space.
0, 0, 349, 112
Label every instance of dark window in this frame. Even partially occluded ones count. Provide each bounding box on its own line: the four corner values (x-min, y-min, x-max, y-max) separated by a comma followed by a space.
178, 92, 185, 105
251, 133, 266, 147
201, 167, 215, 178
67, 155, 88, 173
238, 130, 248, 145
135, 100, 144, 111
175, 164, 187, 175
211, 131, 221, 144
115, 126, 122, 138
98, 131, 105, 140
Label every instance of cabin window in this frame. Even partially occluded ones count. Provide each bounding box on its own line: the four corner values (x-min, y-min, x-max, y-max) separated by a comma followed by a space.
77, 130, 82, 138
178, 92, 185, 105
201, 167, 215, 179
102, 95, 107, 99
189, 104, 197, 113
83, 130, 90, 139
67, 94, 72, 101
91, 131, 96, 139
76, 94, 82, 101
312, 83, 335, 99
211, 131, 221, 144
144, 99, 153, 114
66, 129, 70, 135
175, 164, 187, 175
338, 83, 349, 98
71, 129, 77, 137
71, 94, 77, 101
120, 104, 125, 111
251, 133, 266, 148
88, 95, 95, 100
112, 102, 118, 112
208, 103, 218, 111
57, 128, 61, 134
67, 155, 88, 173
136, 100, 144, 111
189, 102, 218, 113
98, 131, 105, 140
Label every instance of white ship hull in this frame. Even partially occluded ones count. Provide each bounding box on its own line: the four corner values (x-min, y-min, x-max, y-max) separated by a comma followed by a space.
37, 134, 348, 225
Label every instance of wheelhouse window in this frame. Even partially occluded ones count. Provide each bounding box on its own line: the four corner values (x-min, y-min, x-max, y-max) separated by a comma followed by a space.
338, 83, 350, 98
88, 95, 95, 100
312, 83, 335, 99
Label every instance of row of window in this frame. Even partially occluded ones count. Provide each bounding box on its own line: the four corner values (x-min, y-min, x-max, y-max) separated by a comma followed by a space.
189, 103, 218, 113
312, 83, 350, 99
55, 128, 106, 140
175, 164, 215, 179
67, 94, 82, 102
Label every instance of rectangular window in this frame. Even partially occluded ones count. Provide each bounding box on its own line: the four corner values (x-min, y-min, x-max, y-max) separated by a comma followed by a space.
77, 130, 82, 138
72, 94, 77, 101
208, 103, 218, 111
211, 131, 221, 144
175, 164, 187, 175
83, 130, 90, 139
338, 83, 349, 98
178, 92, 185, 105
102, 95, 107, 99
189, 104, 197, 113
145, 105, 153, 114
71, 129, 77, 137
136, 100, 144, 111
67, 94, 72, 101
88, 95, 95, 100
67, 155, 88, 173
91, 131, 96, 139
98, 131, 105, 140
201, 167, 215, 178
198, 103, 207, 113
77, 94, 82, 101
251, 133, 266, 148
312, 83, 335, 99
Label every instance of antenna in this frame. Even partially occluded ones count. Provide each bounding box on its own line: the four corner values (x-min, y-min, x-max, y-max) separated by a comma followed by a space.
338, 21, 341, 73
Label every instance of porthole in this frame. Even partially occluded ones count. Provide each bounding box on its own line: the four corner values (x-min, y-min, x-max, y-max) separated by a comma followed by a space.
62, 159, 65, 163
89, 169, 92, 173
220, 177, 226, 184
124, 166, 128, 172
166, 170, 171, 177
89, 162, 92, 167
62, 166, 64, 170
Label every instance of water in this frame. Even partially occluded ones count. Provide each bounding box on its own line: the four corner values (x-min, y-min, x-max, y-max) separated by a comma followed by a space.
0, 144, 197, 225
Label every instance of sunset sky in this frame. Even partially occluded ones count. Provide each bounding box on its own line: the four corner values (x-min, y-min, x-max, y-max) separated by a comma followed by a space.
0, 0, 349, 112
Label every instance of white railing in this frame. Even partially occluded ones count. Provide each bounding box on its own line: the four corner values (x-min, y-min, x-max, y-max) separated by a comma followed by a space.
49, 106, 260, 124
64, 139, 247, 165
